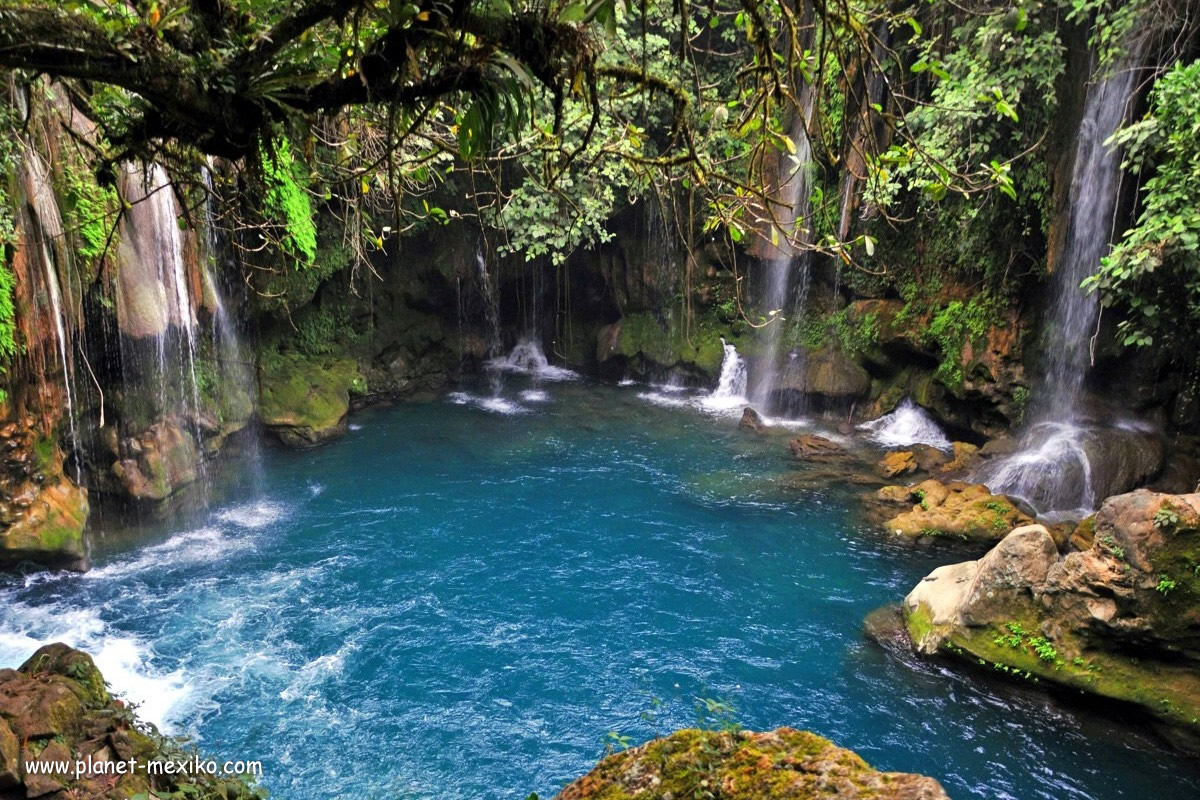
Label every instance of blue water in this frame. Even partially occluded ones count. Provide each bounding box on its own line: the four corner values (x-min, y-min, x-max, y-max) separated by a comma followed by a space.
1, 382, 1198, 800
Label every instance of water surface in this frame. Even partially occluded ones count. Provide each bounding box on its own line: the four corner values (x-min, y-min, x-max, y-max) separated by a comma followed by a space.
1, 382, 1197, 800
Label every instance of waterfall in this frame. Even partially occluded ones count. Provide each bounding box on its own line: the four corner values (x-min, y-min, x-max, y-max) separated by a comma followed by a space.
977, 55, 1141, 516
750, 96, 815, 413
19, 147, 82, 478
699, 339, 748, 412
859, 398, 951, 451
475, 245, 503, 395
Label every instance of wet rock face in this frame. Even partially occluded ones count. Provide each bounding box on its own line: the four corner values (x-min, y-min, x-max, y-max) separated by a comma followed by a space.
0, 418, 89, 572
900, 489, 1200, 748
554, 728, 949, 800
0, 644, 263, 800
108, 420, 199, 502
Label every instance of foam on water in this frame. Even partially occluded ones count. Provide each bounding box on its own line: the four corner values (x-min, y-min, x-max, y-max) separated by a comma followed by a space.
859, 398, 952, 451
520, 390, 550, 403
0, 600, 191, 732
448, 391, 529, 415
218, 500, 288, 529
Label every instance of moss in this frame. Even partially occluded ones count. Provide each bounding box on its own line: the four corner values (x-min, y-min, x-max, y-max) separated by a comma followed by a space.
938, 616, 1200, 735
258, 352, 364, 446
261, 136, 317, 266
615, 306, 743, 377
559, 728, 945, 799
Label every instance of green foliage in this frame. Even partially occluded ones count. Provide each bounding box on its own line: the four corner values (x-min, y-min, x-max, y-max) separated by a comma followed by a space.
1154, 505, 1181, 530
1156, 575, 1178, 596
0, 101, 21, 401
261, 136, 318, 267
294, 306, 349, 357
785, 306, 878, 357
1086, 60, 1200, 352
924, 295, 1002, 391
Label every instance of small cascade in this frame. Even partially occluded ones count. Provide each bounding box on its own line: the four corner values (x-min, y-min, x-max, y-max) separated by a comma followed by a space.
859, 398, 952, 451
488, 338, 578, 382
978, 53, 1142, 516
976, 422, 1095, 516
751, 95, 815, 414
699, 339, 748, 413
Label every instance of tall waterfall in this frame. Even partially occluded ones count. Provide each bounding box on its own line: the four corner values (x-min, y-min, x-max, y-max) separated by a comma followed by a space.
977, 56, 1141, 516
750, 97, 815, 413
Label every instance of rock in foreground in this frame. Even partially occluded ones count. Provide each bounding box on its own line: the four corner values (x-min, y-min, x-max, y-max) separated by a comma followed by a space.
554, 728, 948, 799
901, 489, 1200, 748
0, 643, 264, 799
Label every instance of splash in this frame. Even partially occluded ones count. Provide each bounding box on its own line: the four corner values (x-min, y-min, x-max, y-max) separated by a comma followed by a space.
859, 398, 952, 451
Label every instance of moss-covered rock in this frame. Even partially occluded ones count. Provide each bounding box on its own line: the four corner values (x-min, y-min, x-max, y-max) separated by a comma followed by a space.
0, 644, 265, 800
598, 308, 740, 380
554, 728, 949, 799
258, 352, 365, 448
878, 480, 1032, 544
0, 481, 89, 571
898, 490, 1200, 749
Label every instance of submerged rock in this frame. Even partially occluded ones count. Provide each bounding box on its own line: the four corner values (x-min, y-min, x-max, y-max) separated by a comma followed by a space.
258, 353, 367, 448
789, 434, 845, 458
899, 489, 1200, 749
554, 727, 948, 799
0, 643, 264, 799
877, 480, 1032, 544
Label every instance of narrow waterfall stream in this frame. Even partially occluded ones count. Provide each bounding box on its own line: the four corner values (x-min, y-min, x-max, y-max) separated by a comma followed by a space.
976, 55, 1142, 517
750, 99, 814, 414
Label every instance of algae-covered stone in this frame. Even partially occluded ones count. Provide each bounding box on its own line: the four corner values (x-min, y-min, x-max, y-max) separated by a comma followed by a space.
258, 353, 365, 448
0, 482, 89, 571
111, 420, 199, 502
882, 480, 1031, 544
554, 727, 949, 799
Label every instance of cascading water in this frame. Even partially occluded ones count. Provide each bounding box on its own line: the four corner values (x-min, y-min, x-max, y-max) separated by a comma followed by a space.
750, 97, 815, 414
699, 338, 748, 413
977, 55, 1142, 517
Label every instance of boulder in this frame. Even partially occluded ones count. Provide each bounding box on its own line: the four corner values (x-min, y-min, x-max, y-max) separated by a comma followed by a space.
110, 420, 199, 502
775, 345, 871, 402
0, 482, 89, 571
789, 434, 845, 458
881, 481, 1033, 544
258, 353, 366, 448
898, 489, 1200, 747
739, 407, 766, 434
554, 728, 949, 800
0, 644, 265, 799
